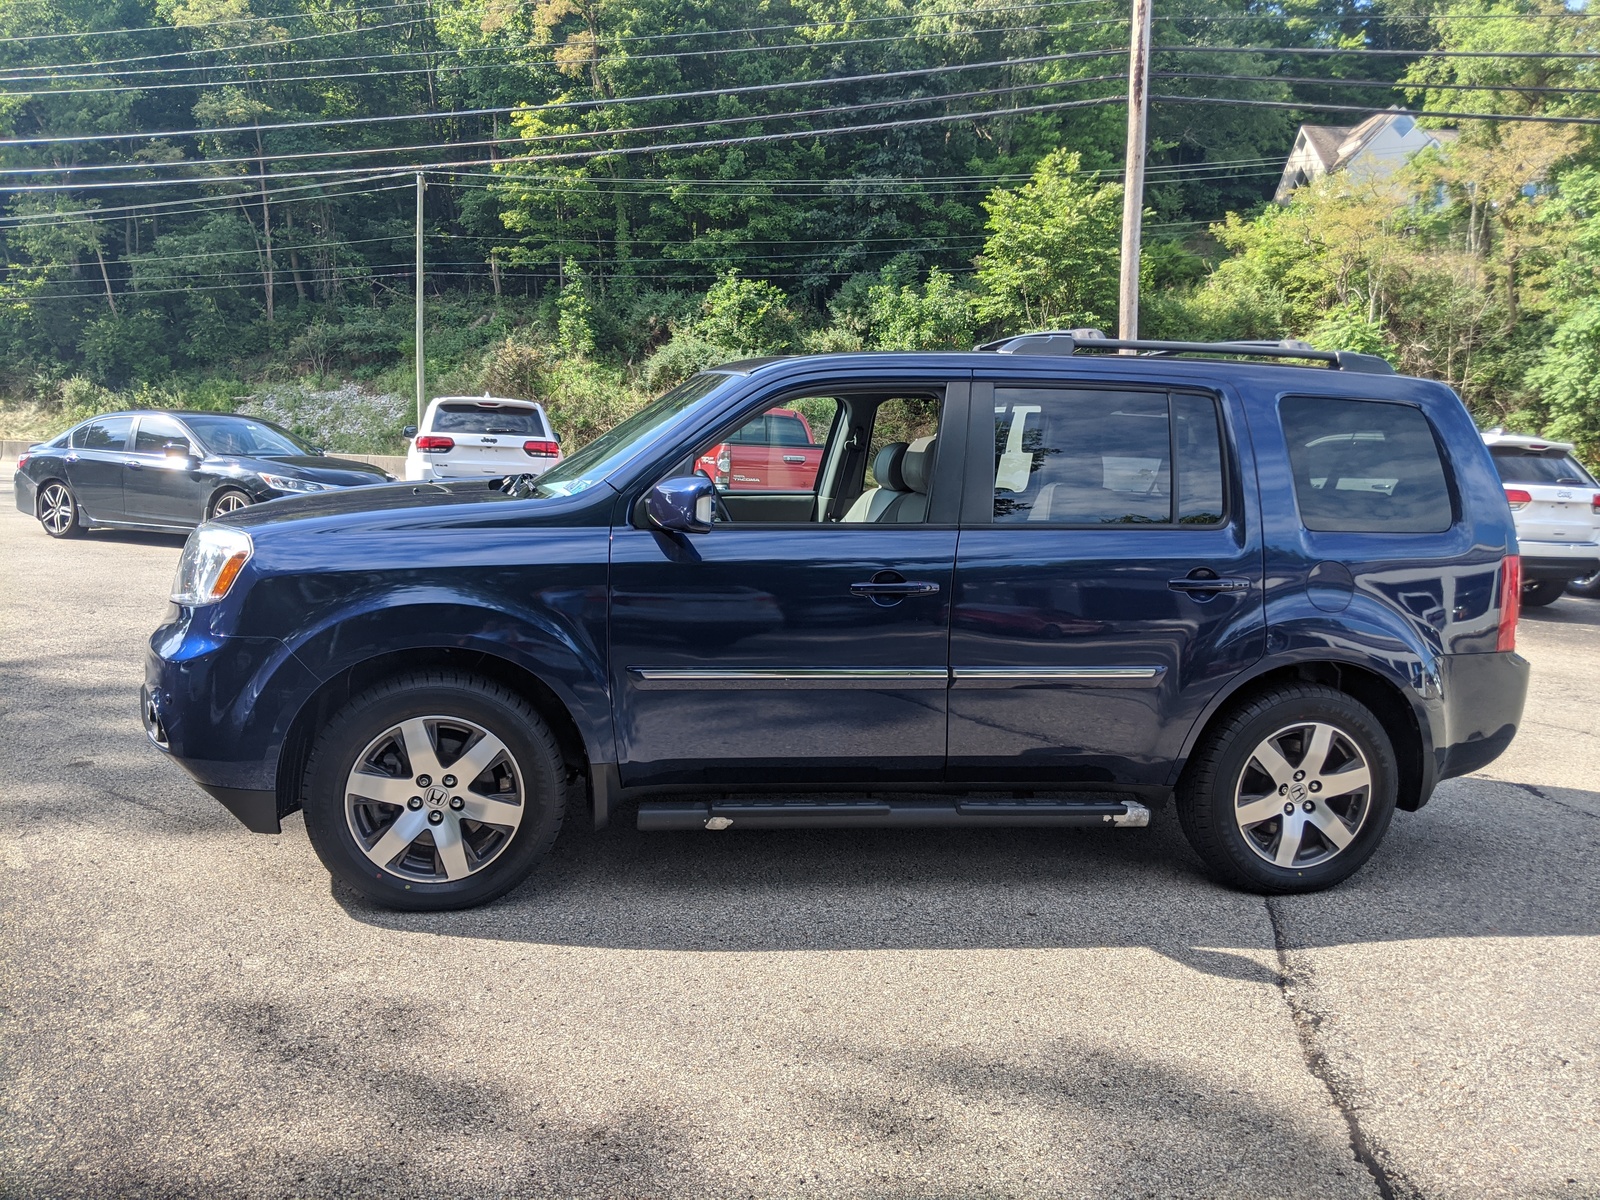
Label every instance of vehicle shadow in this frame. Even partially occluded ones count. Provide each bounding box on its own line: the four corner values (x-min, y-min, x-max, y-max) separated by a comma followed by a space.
1522, 592, 1600, 626
82, 528, 189, 548
333, 775, 1600, 974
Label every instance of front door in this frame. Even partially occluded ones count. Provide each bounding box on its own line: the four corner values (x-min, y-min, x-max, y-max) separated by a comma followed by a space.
948, 381, 1265, 787
609, 384, 967, 789
123, 414, 209, 526
65, 414, 134, 521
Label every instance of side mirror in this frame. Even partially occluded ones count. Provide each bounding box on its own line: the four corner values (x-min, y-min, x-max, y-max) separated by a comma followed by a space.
402, 425, 417, 440
162, 439, 192, 457
310, 446, 327, 456
644, 475, 716, 534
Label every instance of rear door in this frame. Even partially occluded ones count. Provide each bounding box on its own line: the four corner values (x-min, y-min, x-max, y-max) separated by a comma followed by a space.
65, 414, 134, 520
948, 380, 1265, 787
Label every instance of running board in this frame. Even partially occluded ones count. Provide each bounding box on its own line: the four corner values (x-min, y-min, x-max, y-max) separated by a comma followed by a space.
636, 798, 1152, 831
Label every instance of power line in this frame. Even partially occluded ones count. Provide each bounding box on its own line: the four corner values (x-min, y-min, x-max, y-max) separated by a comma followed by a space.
0, 0, 436, 44
0, 0, 1118, 83
0, 50, 1126, 148
1153, 44, 1600, 60
1, 91, 1130, 192
1156, 71, 1600, 98
1151, 93, 1600, 125
0, 74, 1124, 178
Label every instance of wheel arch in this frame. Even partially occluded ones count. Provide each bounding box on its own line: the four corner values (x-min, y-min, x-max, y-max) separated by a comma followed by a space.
1172, 659, 1433, 812
275, 647, 593, 825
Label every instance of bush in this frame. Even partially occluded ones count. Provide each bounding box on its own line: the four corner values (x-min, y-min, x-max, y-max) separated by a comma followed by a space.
477, 336, 545, 400
865, 267, 975, 351
692, 271, 796, 354
79, 310, 172, 386
641, 333, 722, 391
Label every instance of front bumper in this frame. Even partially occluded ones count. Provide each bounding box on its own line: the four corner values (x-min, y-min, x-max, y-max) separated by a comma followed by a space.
144, 614, 320, 834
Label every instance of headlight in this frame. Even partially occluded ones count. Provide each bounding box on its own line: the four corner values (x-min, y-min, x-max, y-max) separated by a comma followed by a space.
171, 525, 253, 606
259, 473, 330, 494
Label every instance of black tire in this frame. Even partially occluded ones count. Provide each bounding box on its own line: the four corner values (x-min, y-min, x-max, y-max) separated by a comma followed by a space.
209, 487, 253, 519
301, 671, 567, 911
1176, 683, 1398, 894
1568, 571, 1600, 600
1522, 579, 1567, 608
36, 479, 84, 538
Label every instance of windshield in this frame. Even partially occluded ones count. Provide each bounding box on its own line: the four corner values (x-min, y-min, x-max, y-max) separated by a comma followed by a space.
533, 373, 729, 497
184, 414, 313, 458
1490, 449, 1598, 487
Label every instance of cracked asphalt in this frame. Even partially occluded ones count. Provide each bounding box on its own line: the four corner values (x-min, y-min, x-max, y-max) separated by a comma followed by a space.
1, 486, 1596, 1199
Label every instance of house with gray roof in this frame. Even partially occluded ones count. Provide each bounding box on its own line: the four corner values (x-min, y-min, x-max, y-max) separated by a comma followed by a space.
1274, 108, 1455, 203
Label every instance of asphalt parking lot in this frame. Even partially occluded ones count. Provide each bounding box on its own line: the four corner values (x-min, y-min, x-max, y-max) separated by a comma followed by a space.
1, 491, 1596, 1200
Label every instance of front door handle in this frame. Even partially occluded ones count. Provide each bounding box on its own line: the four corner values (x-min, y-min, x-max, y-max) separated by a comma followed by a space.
125, 459, 143, 469
1168, 576, 1251, 595
850, 580, 941, 597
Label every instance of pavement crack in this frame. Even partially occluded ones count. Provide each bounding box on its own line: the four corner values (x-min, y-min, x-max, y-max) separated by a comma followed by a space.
1266, 896, 1410, 1200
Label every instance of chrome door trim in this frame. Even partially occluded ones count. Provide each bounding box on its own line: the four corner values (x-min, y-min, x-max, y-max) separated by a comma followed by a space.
952, 665, 1166, 689
628, 667, 949, 690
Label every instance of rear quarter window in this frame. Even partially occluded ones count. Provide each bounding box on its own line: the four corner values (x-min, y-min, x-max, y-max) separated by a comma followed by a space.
1280, 397, 1454, 534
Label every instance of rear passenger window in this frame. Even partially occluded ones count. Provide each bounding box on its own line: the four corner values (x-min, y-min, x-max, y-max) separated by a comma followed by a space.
991, 388, 1226, 525
1280, 397, 1452, 534
71, 415, 133, 450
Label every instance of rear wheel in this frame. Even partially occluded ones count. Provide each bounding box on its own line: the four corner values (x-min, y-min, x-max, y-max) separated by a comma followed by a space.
209, 488, 252, 519
1522, 579, 1567, 608
1568, 570, 1600, 599
302, 671, 566, 910
37, 480, 83, 538
1176, 684, 1398, 894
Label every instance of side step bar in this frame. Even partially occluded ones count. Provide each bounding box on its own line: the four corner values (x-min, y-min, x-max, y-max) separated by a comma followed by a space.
636, 798, 1152, 831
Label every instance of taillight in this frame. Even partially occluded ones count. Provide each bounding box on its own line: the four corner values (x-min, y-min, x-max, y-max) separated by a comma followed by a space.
1504, 488, 1532, 510
1591, 492, 1600, 514
522, 439, 560, 457
415, 435, 454, 452
715, 444, 731, 487
1497, 555, 1521, 652
17, 453, 29, 468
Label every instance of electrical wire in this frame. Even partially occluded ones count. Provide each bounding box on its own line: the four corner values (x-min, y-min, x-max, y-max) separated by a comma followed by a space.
0, 74, 1124, 178
1152, 45, 1600, 60
1151, 93, 1600, 125
1154, 71, 1600, 98
0, 48, 1125, 146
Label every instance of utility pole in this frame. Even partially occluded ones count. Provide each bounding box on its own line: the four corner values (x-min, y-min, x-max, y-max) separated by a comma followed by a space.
1118, 0, 1154, 341
415, 172, 426, 428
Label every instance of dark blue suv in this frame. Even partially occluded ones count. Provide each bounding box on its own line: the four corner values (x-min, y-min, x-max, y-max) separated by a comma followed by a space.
143, 335, 1530, 910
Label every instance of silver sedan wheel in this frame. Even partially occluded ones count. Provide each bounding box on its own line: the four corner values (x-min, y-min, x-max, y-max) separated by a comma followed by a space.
211, 491, 251, 516
1234, 721, 1372, 869
39, 483, 75, 534
344, 715, 525, 884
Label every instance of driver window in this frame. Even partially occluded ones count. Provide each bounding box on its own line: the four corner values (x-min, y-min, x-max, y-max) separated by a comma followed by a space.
679, 391, 945, 526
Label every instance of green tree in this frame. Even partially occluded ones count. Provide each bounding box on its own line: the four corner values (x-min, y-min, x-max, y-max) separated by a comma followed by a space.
974, 151, 1124, 334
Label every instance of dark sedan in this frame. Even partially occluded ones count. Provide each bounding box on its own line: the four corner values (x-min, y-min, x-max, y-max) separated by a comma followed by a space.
14, 410, 393, 537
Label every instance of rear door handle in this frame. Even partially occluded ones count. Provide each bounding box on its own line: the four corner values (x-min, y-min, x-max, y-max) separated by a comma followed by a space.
850, 580, 941, 598
1168, 577, 1251, 595
125, 459, 143, 470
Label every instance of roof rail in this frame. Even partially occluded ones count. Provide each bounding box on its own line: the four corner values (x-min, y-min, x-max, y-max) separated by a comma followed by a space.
975, 330, 1396, 375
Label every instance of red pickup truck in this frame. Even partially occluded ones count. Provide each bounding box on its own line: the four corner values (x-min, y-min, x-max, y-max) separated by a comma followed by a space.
697, 406, 824, 491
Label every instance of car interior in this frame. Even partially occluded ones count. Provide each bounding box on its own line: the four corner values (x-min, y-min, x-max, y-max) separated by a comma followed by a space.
678, 390, 945, 525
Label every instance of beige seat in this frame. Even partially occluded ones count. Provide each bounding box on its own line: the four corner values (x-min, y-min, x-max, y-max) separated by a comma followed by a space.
842, 437, 936, 523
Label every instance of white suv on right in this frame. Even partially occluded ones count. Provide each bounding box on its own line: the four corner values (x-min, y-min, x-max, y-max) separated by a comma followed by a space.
1483, 430, 1600, 606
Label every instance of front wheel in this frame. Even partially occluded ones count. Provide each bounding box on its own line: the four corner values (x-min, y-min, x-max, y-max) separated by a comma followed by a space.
209, 488, 252, 519
1521, 579, 1567, 608
1176, 684, 1398, 894
37, 480, 83, 538
301, 671, 567, 910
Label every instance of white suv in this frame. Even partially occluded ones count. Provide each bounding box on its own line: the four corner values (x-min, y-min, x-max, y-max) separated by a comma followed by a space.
1483, 430, 1600, 606
403, 396, 561, 482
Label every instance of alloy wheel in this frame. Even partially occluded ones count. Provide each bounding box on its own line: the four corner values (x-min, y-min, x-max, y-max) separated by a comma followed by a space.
1233, 721, 1372, 869
39, 483, 74, 535
211, 491, 251, 517
344, 715, 525, 883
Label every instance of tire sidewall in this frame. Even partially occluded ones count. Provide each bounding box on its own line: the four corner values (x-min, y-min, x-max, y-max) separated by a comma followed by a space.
303, 678, 564, 910
1522, 579, 1566, 607
209, 488, 251, 520
1204, 691, 1398, 891
38, 480, 80, 538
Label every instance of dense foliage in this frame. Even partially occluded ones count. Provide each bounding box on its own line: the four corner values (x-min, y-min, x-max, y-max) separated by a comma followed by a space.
0, 0, 1596, 460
